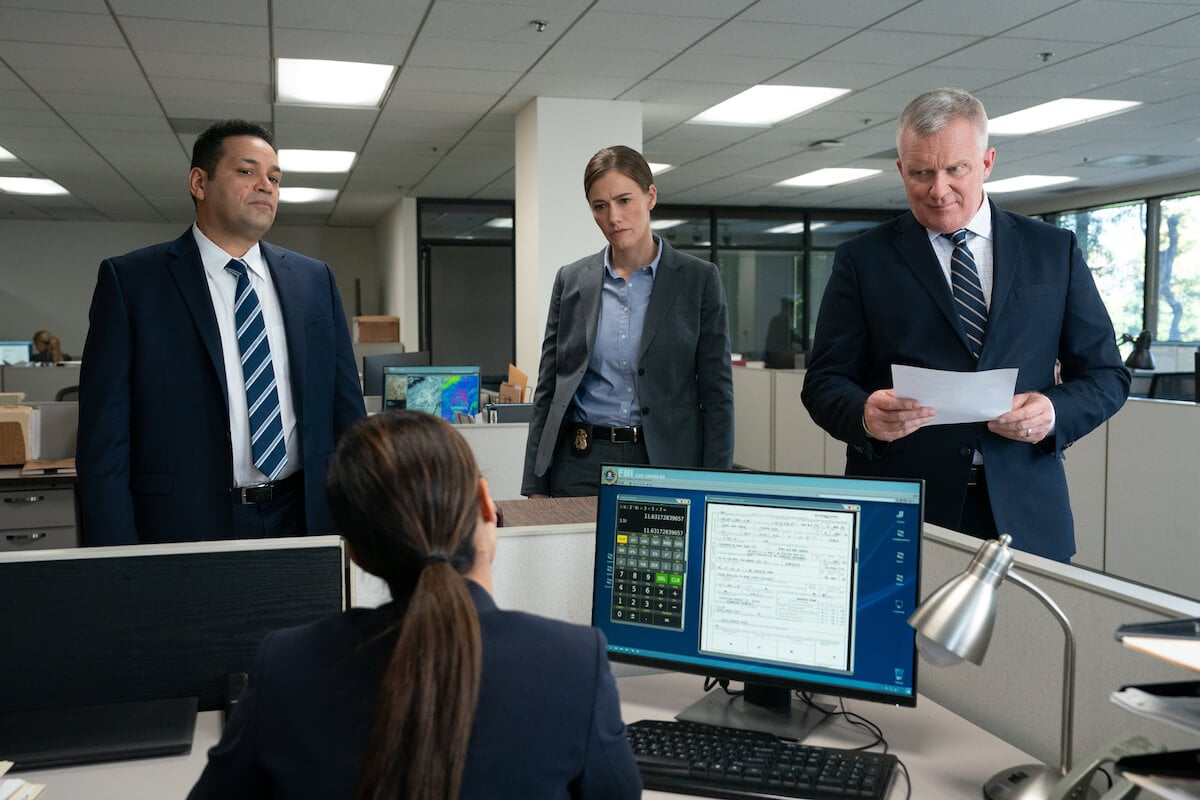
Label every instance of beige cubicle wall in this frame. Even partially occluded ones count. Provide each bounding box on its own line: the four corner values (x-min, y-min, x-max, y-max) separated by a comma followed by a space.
735, 365, 1200, 588
1, 364, 81, 402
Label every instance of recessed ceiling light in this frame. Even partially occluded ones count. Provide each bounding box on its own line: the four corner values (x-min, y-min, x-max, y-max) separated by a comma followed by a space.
484, 217, 513, 229
984, 175, 1078, 193
277, 58, 395, 108
988, 98, 1141, 136
650, 219, 686, 231
278, 149, 357, 173
776, 168, 881, 188
765, 222, 807, 234
648, 162, 675, 175
0, 177, 69, 195
0, 146, 16, 161
689, 85, 850, 127
279, 187, 339, 203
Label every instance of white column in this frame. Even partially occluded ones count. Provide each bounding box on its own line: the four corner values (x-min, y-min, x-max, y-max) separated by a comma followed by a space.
514, 97, 642, 378
376, 195, 420, 350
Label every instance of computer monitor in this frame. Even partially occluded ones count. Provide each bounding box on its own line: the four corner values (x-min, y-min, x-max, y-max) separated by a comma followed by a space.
1148, 371, 1197, 402
0, 536, 348, 769
362, 350, 432, 396
383, 364, 481, 421
592, 464, 923, 740
0, 340, 32, 364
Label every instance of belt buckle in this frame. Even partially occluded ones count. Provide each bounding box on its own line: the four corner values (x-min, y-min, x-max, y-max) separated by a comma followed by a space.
611, 426, 638, 443
236, 483, 270, 504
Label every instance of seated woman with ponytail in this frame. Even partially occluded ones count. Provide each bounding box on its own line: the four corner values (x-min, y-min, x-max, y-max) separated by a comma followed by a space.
189, 410, 641, 799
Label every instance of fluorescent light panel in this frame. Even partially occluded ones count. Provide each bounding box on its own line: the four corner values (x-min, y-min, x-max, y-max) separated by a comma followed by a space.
690, 85, 850, 127
648, 162, 675, 175
988, 98, 1141, 136
277, 58, 395, 108
279, 187, 339, 203
484, 217, 513, 229
278, 149, 356, 173
985, 175, 1078, 193
0, 177, 69, 195
776, 168, 881, 188
650, 219, 686, 231
0, 146, 15, 160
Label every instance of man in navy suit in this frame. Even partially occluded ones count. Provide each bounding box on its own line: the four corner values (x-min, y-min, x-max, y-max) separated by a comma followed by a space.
77, 120, 365, 545
802, 88, 1128, 561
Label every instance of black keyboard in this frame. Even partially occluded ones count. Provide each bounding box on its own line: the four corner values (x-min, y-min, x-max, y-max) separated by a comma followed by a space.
627, 719, 896, 799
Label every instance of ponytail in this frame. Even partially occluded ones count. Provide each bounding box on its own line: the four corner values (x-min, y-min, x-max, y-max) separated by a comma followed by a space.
356, 561, 481, 800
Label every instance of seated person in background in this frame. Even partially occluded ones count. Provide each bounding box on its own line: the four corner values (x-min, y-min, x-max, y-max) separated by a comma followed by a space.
30, 330, 70, 363
188, 410, 642, 800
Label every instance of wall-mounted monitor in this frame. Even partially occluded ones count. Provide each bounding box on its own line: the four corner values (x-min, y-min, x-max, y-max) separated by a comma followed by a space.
362, 350, 432, 396
592, 464, 923, 741
383, 365, 480, 422
0, 340, 32, 364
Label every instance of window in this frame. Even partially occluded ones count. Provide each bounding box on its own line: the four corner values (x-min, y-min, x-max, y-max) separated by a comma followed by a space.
1156, 193, 1200, 343
1053, 202, 1146, 341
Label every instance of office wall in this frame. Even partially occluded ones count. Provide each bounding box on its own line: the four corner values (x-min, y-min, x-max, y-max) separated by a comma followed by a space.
0, 219, 380, 352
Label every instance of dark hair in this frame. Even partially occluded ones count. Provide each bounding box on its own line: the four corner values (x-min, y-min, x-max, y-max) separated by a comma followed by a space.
326, 411, 483, 800
583, 144, 654, 196
190, 119, 274, 178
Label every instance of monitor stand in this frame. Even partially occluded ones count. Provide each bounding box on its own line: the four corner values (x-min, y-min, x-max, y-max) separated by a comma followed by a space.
676, 682, 835, 741
0, 696, 198, 771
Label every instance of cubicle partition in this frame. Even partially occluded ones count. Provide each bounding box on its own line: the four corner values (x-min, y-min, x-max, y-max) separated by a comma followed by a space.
734, 365, 1200, 592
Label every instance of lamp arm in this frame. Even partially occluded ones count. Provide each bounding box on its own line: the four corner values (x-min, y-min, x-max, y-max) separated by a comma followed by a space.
1007, 569, 1076, 776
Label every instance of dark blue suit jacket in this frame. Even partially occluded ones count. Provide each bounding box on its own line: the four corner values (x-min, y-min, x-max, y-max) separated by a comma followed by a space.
77, 228, 365, 545
522, 239, 734, 495
802, 204, 1129, 560
188, 581, 643, 800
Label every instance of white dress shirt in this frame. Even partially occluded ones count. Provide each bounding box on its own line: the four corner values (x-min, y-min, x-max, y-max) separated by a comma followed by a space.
193, 225, 299, 486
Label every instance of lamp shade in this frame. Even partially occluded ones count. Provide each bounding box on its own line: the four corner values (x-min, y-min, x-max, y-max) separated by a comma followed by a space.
1124, 330, 1155, 370
907, 535, 1015, 665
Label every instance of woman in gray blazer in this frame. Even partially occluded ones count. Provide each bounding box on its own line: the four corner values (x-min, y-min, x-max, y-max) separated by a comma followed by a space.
189, 411, 641, 799
521, 145, 734, 497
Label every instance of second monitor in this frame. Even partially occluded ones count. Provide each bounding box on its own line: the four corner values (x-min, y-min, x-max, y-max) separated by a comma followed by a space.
383, 364, 481, 422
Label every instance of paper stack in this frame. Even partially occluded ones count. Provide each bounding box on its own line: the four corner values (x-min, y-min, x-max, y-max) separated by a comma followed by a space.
0, 761, 44, 800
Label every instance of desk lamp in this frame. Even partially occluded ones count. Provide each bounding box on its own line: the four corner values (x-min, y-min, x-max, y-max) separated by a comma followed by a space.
1119, 330, 1155, 371
907, 535, 1092, 800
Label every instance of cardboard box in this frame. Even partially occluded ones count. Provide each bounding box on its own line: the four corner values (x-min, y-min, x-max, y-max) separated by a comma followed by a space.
352, 316, 400, 343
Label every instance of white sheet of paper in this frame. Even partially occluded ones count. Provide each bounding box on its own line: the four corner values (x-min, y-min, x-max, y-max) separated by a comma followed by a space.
891, 365, 1018, 425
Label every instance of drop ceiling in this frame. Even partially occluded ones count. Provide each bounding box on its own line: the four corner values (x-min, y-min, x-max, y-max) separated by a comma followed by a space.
2, 0, 1200, 226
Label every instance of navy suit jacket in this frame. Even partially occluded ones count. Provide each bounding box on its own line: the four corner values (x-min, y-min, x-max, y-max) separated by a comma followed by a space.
522, 239, 734, 495
802, 204, 1129, 560
188, 581, 643, 800
77, 229, 365, 545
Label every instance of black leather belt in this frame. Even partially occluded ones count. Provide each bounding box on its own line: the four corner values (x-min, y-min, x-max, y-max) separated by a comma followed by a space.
582, 423, 642, 443
231, 470, 303, 505
966, 465, 985, 488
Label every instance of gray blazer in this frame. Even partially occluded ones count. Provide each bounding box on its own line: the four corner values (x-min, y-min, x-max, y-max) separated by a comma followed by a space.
521, 240, 734, 496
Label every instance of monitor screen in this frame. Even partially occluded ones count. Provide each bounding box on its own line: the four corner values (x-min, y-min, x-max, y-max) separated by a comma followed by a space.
592, 464, 923, 738
362, 350, 431, 396
0, 340, 32, 364
0, 537, 348, 769
383, 365, 480, 421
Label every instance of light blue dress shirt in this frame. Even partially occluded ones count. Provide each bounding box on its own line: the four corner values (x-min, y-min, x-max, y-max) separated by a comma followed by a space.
571, 237, 664, 427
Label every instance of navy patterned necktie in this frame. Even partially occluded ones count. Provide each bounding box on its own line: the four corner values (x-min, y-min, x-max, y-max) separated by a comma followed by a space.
944, 229, 987, 358
224, 259, 287, 480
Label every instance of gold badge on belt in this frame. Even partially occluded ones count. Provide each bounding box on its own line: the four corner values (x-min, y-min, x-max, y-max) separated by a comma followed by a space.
572, 425, 591, 454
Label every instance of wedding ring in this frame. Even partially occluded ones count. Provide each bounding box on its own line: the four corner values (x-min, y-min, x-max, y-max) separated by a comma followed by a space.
1024, 428, 1033, 437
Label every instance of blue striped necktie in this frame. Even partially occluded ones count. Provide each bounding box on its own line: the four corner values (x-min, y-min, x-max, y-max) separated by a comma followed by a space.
945, 229, 987, 359
224, 259, 287, 480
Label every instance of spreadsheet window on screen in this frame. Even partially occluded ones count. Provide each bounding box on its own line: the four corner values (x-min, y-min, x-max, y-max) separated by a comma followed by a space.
592, 465, 923, 706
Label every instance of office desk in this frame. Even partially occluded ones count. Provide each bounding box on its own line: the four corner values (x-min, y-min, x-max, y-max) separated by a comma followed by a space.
25, 671, 1035, 798
0, 468, 77, 550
